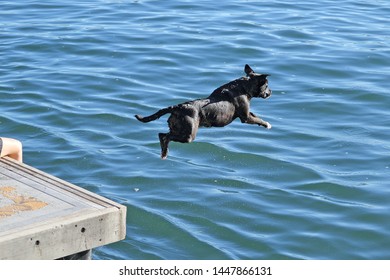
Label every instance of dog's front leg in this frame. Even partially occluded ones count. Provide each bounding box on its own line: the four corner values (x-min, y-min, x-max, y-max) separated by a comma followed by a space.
244, 112, 272, 129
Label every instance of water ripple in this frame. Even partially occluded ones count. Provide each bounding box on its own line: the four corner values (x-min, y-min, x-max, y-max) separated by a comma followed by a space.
1, 0, 390, 259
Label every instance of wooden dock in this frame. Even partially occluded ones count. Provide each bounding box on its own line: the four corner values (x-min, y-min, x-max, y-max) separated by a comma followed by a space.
0, 157, 126, 260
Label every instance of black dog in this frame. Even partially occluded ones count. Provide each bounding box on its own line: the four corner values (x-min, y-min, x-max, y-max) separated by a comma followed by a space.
135, 64, 272, 159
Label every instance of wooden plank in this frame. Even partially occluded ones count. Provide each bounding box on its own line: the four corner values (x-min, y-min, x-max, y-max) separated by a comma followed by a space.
0, 157, 126, 259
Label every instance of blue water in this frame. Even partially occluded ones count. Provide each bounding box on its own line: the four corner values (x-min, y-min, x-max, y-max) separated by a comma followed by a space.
1, 0, 390, 259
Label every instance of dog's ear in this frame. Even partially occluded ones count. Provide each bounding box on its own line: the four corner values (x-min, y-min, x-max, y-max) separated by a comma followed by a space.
245, 64, 255, 77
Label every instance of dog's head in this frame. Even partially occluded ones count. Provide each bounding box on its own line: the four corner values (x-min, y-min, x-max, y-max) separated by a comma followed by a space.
244, 64, 272, 99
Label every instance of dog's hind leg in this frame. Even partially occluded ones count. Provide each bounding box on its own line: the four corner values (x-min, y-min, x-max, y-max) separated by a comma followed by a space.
159, 129, 195, 159
160, 112, 199, 159
169, 115, 199, 144
159, 133, 170, 159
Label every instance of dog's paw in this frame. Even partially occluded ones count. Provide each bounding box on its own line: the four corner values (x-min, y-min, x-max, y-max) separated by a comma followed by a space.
265, 122, 272, 129
160, 151, 168, 160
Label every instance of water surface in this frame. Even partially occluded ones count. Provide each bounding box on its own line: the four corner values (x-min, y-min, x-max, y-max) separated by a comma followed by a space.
1, 0, 390, 259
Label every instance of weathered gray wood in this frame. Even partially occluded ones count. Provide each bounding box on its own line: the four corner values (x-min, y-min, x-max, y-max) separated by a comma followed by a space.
0, 157, 126, 260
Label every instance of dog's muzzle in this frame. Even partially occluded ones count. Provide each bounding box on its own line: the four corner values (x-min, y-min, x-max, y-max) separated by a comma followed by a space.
262, 89, 272, 99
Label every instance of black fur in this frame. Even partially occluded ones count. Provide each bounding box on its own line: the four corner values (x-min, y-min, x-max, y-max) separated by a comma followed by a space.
135, 64, 272, 159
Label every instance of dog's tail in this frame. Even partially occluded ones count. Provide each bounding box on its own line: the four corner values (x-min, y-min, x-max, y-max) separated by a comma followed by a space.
135, 106, 175, 123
